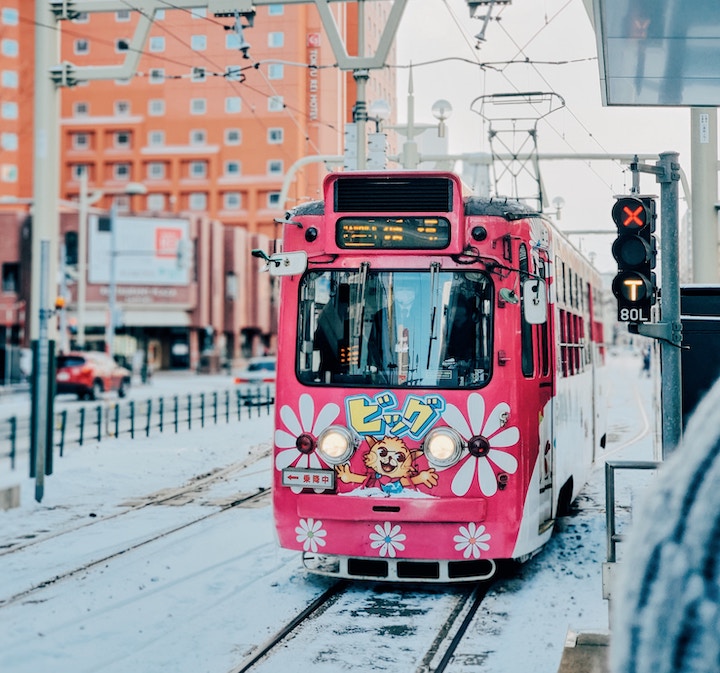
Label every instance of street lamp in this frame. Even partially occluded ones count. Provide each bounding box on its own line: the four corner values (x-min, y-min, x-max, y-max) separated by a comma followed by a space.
103, 182, 148, 361
76, 168, 104, 350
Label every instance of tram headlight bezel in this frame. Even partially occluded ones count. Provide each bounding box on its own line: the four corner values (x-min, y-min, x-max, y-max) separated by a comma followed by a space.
423, 427, 465, 468
317, 425, 356, 465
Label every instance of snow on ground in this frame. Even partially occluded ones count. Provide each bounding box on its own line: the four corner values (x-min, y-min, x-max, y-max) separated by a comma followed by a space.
0, 351, 656, 673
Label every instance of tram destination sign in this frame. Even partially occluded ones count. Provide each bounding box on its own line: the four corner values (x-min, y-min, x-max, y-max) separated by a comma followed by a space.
336, 216, 450, 249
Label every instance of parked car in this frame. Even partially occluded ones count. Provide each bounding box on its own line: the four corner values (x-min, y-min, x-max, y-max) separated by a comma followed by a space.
233, 356, 276, 385
56, 351, 132, 400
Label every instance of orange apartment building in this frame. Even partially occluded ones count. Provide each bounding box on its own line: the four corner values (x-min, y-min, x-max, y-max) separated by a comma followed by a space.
0, 1, 395, 377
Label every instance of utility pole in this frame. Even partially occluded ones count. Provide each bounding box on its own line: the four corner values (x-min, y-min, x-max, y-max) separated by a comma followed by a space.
628, 152, 684, 458
106, 202, 119, 361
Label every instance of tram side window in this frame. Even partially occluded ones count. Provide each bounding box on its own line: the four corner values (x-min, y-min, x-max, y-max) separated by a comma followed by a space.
559, 309, 569, 377
537, 260, 550, 377
519, 244, 534, 378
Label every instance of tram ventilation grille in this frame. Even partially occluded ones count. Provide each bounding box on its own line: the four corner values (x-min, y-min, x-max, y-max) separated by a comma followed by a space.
334, 176, 454, 213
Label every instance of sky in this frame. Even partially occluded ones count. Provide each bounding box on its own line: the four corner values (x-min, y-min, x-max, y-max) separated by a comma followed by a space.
0, 352, 663, 673
393, 0, 693, 273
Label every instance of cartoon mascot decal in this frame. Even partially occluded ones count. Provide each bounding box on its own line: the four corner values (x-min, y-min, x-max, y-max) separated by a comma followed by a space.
335, 435, 438, 495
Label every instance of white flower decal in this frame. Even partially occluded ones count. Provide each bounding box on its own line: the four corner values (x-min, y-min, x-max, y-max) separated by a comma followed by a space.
275, 394, 340, 492
454, 523, 491, 559
369, 522, 406, 558
441, 393, 519, 497
296, 518, 327, 553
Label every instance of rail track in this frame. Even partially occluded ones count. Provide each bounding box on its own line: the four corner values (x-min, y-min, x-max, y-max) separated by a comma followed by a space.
0, 444, 273, 609
0, 443, 271, 557
228, 579, 496, 673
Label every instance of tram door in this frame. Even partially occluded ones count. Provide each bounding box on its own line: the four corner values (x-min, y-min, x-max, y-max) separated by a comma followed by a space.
533, 255, 554, 530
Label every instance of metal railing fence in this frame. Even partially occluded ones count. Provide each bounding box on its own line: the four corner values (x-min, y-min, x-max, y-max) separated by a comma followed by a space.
1, 386, 274, 475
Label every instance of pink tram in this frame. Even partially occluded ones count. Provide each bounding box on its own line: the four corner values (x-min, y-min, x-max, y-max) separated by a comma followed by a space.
262, 171, 607, 582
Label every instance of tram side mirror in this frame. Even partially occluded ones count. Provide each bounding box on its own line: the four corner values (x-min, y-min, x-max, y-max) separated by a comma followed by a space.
252, 249, 307, 276
523, 278, 547, 324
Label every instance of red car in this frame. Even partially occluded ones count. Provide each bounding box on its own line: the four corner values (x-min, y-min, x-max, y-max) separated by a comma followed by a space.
56, 351, 131, 400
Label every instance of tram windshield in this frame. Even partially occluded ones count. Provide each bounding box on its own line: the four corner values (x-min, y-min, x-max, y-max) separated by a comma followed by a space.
296, 269, 493, 388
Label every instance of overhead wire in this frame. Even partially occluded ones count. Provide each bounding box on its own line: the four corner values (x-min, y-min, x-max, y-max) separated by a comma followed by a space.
492, 1, 625, 191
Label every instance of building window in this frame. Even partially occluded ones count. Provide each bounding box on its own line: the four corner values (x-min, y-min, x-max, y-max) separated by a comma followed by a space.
268, 5, 284, 15
1, 71, 17, 88
74, 101, 89, 116
1, 40, 18, 58
114, 163, 131, 180
74, 39, 89, 55
224, 129, 241, 145
189, 161, 207, 178
189, 193, 207, 210
191, 8, 207, 18
267, 64, 284, 80
149, 69, 165, 84
1, 102, 18, 119
1, 8, 19, 25
147, 162, 165, 179
224, 161, 241, 176
191, 35, 206, 51
1, 133, 18, 151
190, 98, 207, 115
147, 194, 165, 212
268, 96, 284, 111
225, 65, 243, 81
115, 100, 130, 115
268, 160, 283, 175
267, 192, 281, 208
191, 67, 206, 82
73, 12, 89, 23
148, 99, 165, 116
65, 232, 79, 266
73, 133, 90, 150
2, 263, 19, 293
113, 194, 132, 213
116, 10, 131, 21
267, 128, 284, 144
148, 130, 165, 146
190, 130, 206, 145
223, 192, 241, 210
225, 33, 243, 50
147, 193, 165, 211
149, 36, 165, 52
114, 131, 131, 148
268, 32, 284, 48
0, 165, 17, 182
71, 163, 89, 180
225, 97, 242, 113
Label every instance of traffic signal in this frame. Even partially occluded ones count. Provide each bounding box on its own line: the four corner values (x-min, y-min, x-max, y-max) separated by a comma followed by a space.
611, 195, 657, 322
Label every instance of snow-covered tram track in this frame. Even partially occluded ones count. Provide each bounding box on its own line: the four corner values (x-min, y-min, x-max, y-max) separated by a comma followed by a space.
0, 445, 271, 558
0, 486, 270, 609
230, 578, 497, 673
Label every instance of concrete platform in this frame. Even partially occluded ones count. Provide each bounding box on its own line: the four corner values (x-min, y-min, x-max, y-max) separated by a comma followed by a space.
557, 630, 610, 673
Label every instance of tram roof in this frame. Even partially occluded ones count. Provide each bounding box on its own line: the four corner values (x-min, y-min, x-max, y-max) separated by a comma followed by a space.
289, 195, 541, 221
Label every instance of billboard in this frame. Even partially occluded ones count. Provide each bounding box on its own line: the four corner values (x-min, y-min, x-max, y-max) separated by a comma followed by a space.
88, 216, 190, 286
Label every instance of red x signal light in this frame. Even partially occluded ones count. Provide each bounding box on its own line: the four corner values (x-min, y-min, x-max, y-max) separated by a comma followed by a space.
612, 197, 649, 230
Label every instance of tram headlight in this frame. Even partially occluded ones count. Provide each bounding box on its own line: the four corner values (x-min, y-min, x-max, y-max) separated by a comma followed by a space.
317, 425, 355, 465
423, 427, 464, 468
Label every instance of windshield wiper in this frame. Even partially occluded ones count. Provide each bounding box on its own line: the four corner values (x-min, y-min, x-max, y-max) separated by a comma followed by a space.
427, 262, 440, 369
